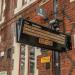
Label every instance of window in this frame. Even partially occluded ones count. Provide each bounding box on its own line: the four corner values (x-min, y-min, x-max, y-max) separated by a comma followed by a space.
0, 0, 3, 21
46, 62, 50, 70
14, 0, 36, 14
0, 51, 4, 61
0, 51, 4, 57
14, 0, 17, 8
0, 0, 5, 24
22, 0, 27, 5
0, 51, 5, 60
29, 47, 35, 74
20, 44, 25, 75
7, 48, 12, 59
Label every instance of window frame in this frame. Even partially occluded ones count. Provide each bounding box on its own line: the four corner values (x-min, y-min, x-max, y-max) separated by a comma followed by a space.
0, 0, 6, 24
22, 0, 27, 6
0, 35, 1, 43
29, 47, 35, 74
14, 0, 36, 14
19, 44, 25, 75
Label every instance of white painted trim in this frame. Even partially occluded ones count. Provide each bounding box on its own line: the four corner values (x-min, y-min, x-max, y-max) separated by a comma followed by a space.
0, 0, 2, 18
24, 45, 29, 75
0, 0, 6, 24
0, 17, 5, 24
0, 35, 1, 43
11, 37, 20, 75
0, 71, 7, 75
0, 51, 4, 57
70, 0, 75, 2
34, 47, 41, 75
14, 0, 36, 14
12, 37, 29, 75
39, 0, 49, 6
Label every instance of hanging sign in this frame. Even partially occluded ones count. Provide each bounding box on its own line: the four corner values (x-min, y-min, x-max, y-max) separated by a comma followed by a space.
16, 18, 72, 52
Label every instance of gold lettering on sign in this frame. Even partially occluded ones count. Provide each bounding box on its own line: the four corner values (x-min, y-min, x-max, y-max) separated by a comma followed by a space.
39, 38, 53, 46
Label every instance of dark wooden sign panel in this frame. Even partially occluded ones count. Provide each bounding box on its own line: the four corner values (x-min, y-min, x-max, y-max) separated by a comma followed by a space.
16, 18, 72, 52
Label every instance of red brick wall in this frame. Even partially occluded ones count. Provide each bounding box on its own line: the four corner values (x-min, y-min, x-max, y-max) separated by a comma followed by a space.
60, 1, 75, 75
0, 0, 75, 75
0, 0, 15, 75
37, 51, 52, 75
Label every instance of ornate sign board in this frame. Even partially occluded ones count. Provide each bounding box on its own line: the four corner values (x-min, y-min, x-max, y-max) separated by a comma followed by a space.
16, 18, 72, 52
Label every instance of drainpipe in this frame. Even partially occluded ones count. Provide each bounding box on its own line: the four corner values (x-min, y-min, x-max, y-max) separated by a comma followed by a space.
52, 0, 60, 75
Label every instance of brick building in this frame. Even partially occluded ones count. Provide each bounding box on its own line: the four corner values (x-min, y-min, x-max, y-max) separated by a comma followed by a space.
0, 0, 75, 75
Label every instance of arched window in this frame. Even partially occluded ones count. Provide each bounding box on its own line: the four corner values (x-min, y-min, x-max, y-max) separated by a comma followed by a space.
0, 0, 5, 24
